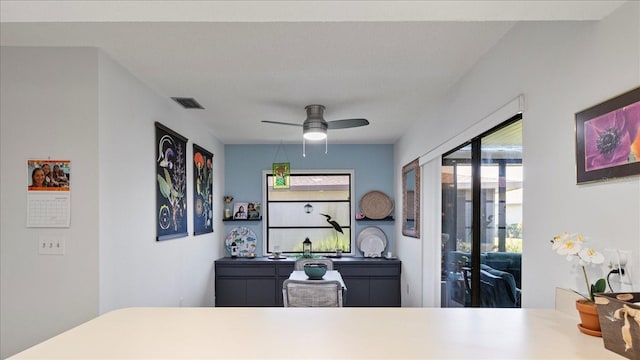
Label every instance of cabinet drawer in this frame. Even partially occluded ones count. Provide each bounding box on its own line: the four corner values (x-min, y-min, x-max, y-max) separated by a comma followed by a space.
339, 265, 400, 276
277, 265, 295, 276
216, 265, 275, 277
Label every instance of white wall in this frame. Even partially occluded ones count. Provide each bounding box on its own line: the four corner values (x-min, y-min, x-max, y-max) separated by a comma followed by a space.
0, 47, 100, 358
0, 47, 225, 358
395, 1, 640, 308
97, 51, 225, 313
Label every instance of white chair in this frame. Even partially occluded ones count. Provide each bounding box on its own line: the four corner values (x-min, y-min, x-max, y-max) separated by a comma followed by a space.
294, 258, 334, 271
282, 279, 343, 307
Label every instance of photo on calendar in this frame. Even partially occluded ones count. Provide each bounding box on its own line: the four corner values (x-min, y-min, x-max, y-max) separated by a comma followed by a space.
27, 159, 71, 191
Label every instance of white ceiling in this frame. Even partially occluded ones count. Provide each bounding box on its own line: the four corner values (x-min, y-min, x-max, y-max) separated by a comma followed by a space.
0, 1, 626, 144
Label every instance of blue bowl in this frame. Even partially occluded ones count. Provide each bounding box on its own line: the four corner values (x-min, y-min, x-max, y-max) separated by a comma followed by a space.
303, 263, 327, 280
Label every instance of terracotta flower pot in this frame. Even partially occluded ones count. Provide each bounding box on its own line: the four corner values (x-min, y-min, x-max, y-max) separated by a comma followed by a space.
576, 299, 602, 337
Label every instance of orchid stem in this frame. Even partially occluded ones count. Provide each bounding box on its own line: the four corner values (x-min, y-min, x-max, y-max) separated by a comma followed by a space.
581, 265, 591, 301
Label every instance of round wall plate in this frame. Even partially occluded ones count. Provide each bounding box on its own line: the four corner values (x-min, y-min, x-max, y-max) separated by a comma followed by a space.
360, 190, 393, 219
357, 226, 387, 257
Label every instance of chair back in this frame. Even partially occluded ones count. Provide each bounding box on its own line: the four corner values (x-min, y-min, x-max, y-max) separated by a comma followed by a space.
480, 264, 520, 307
282, 279, 343, 307
294, 258, 334, 270
462, 266, 520, 307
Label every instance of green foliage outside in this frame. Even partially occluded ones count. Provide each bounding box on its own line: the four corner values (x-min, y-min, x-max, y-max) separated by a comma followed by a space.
455, 223, 523, 253
291, 234, 350, 252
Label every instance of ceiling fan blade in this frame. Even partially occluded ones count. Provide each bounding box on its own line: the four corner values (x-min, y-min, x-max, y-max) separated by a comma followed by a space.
261, 120, 303, 127
327, 118, 369, 129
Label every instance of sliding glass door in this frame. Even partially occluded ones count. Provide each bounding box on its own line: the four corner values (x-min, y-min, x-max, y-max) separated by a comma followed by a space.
441, 116, 523, 307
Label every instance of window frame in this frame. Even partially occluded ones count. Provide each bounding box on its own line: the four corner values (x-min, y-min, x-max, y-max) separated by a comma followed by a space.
262, 169, 355, 256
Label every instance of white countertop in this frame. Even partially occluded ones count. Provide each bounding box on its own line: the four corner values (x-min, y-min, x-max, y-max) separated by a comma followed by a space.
9, 307, 618, 359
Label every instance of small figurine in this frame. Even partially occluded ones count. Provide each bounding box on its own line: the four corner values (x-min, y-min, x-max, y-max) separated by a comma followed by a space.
230, 241, 238, 258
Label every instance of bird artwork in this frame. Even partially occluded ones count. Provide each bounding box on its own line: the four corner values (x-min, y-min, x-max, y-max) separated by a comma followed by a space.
321, 213, 343, 254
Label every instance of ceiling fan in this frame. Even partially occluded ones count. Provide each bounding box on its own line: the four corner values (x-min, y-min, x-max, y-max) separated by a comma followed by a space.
262, 104, 369, 156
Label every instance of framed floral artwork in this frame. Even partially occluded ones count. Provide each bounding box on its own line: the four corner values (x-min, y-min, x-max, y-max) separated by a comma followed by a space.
193, 144, 213, 235
155, 122, 188, 240
575, 87, 640, 184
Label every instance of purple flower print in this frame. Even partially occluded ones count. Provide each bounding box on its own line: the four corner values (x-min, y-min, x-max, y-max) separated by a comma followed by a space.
584, 100, 640, 171
625, 101, 640, 158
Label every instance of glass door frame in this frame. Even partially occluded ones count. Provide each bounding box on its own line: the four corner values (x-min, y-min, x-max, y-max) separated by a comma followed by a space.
442, 114, 522, 307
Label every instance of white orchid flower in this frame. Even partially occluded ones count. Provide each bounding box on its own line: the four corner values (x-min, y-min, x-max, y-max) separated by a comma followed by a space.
551, 232, 569, 250
551, 235, 564, 250
579, 248, 604, 264
557, 237, 582, 256
551, 231, 606, 302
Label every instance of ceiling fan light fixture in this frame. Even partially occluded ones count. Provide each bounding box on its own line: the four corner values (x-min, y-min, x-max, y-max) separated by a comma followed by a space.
262, 103, 369, 157
303, 129, 327, 141
303, 118, 328, 141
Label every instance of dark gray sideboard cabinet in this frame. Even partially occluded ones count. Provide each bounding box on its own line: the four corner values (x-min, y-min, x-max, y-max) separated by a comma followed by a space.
214, 257, 401, 307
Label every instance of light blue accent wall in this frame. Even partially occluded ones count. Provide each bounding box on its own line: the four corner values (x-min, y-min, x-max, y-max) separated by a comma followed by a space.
224, 144, 395, 256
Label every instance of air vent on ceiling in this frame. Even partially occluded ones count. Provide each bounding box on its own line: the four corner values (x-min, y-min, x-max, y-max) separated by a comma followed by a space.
171, 97, 204, 109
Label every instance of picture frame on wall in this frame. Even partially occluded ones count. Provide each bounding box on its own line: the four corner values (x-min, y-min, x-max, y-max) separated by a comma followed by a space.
155, 122, 188, 240
193, 143, 214, 235
272, 162, 290, 189
575, 87, 640, 184
247, 201, 261, 219
233, 202, 248, 220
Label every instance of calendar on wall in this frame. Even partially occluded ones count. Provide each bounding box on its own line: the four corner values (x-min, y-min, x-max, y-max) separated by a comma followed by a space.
26, 159, 71, 228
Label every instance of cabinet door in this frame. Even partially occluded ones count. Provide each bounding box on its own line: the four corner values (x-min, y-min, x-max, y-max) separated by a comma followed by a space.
370, 278, 400, 306
246, 278, 276, 306
216, 278, 276, 306
342, 277, 370, 306
216, 278, 247, 306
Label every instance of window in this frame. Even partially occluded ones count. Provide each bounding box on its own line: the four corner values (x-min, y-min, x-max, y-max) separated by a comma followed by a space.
263, 170, 354, 255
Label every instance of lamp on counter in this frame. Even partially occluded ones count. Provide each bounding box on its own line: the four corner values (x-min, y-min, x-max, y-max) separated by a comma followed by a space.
303, 237, 312, 258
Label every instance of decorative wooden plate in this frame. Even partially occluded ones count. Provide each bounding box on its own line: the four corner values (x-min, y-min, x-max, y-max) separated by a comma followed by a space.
359, 190, 394, 219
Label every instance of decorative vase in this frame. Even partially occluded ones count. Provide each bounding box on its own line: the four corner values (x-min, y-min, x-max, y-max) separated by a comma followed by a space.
224, 203, 232, 220
576, 299, 602, 337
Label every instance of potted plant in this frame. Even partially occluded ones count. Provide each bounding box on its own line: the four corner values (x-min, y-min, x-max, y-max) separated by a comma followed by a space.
551, 232, 606, 336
